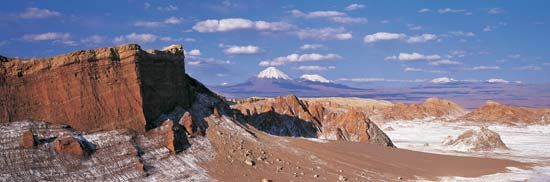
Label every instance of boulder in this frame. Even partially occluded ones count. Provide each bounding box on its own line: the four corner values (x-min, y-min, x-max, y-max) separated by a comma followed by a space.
148, 119, 189, 154
53, 134, 92, 157
443, 126, 509, 151
20, 129, 36, 149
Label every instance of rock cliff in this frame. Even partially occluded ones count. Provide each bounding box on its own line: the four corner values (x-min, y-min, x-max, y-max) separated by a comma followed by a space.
377, 97, 466, 121
0, 44, 194, 132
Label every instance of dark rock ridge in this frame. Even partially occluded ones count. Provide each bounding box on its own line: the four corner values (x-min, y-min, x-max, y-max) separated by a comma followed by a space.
0, 44, 194, 132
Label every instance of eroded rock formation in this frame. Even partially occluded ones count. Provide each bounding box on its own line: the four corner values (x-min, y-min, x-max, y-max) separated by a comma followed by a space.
0, 44, 194, 132
378, 97, 466, 121
233, 95, 395, 147
460, 100, 550, 125
443, 126, 509, 151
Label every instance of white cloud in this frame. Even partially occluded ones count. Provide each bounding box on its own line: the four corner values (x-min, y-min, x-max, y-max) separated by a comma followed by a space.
486, 78, 509, 84
345, 3, 365, 11
144, 2, 151, 9
380, 20, 390, 24
516, 65, 542, 71
386, 52, 441, 61
300, 44, 325, 50
406, 33, 438, 43
483, 25, 494, 32
483, 22, 507, 32
449, 31, 476, 37
81, 35, 105, 44
22, 32, 70, 41
157, 5, 178, 11
294, 65, 336, 71
404, 67, 446, 73
417, 8, 431, 13
290, 9, 367, 24
134, 17, 183, 27
192, 18, 293, 32
296, 27, 352, 40
113, 33, 157, 43
328, 16, 367, 24
429, 59, 460, 66
488, 8, 503, 14
508, 54, 521, 59
259, 53, 342, 66
438, 8, 472, 15
468, 66, 501, 70
222, 45, 261, 55
363, 32, 406, 43
20, 7, 61, 19
187, 49, 201, 56
430, 77, 456, 83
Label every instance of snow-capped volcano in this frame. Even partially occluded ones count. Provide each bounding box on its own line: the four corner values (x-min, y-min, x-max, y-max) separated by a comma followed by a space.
257, 67, 292, 80
300, 74, 331, 83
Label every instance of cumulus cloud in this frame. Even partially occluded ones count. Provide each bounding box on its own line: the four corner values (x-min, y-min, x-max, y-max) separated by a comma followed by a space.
385, 52, 441, 61
134, 17, 183, 27
438, 8, 472, 15
192, 18, 293, 32
363, 32, 406, 43
187, 49, 201, 56
364, 32, 439, 44
259, 53, 342, 66
299, 44, 325, 50
222, 45, 261, 55
449, 31, 476, 37
294, 65, 336, 71
296, 27, 352, 40
20, 7, 61, 19
113, 33, 157, 43
345, 3, 365, 11
429, 59, 460, 66
406, 34, 438, 43
290, 9, 367, 24
22, 32, 70, 41
486, 78, 509, 84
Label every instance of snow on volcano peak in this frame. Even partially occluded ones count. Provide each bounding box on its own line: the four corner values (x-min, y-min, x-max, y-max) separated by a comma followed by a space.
300, 74, 331, 83
257, 67, 292, 80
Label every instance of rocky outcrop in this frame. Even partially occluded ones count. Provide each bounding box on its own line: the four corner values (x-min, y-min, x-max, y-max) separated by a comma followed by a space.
443, 126, 509, 151
147, 119, 189, 154
460, 100, 550, 125
19, 129, 35, 148
0, 44, 194, 132
378, 97, 466, 121
234, 95, 394, 147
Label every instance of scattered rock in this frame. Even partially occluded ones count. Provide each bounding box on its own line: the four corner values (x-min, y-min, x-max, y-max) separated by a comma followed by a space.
384, 126, 395, 131
244, 159, 255, 166
313, 174, 319, 178
134, 161, 145, 171
53, 134, 91, 157
398, 176, 403, 180
338, 174, 347, 181
261, 179, 272, 182
20, 129, 36, 149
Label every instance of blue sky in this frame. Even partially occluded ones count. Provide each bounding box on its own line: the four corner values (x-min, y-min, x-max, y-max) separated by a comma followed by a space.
1, 0, 549, 86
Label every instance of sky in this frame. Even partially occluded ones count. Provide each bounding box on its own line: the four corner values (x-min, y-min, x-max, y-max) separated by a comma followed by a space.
1, 0, 549, 86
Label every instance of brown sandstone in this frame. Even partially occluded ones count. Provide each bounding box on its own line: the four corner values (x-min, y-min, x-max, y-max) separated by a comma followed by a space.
0, 44, 194, 133
460, 100, 550, 125
53, 134, 89, 157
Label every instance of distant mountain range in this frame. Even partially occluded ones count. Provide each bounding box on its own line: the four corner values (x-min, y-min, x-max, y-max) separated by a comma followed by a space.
211, 67, 550, 109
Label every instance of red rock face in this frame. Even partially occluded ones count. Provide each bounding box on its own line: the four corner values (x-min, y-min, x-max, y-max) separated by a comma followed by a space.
0, 44, 194, 133
148, 119, 189, 154
460, 101, 550, 125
